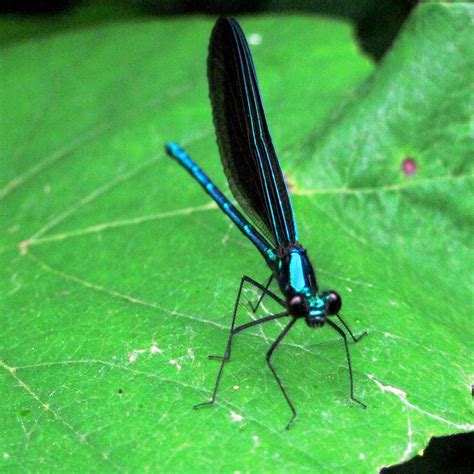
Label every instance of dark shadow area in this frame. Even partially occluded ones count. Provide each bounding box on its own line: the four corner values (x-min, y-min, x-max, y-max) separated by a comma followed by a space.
0, 0, 418, 60
381, 431, 474, 474
1, 0, 75, 15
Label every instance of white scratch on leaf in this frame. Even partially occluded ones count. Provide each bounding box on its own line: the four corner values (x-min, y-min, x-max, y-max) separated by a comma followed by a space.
7, 273, 21, 296
400, 410, 415, 463
230, 411, 244, 422
370, 376, 407, 398
221, 221, 234, 245
128, 349, 146, 363
368, 374, 474, 430
150, 343, 163, 355
169, 359, 182, 371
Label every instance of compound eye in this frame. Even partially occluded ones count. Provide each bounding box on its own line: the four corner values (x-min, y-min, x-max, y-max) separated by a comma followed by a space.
326, 291, 342, 315
289, 295, 307, 316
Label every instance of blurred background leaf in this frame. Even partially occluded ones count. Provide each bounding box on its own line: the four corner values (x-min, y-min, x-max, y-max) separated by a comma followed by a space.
0, 0, 418, 60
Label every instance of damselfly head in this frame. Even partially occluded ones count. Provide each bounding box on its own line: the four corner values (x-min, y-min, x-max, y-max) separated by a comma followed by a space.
288, 293, 327, 327
302, 291, 343, 327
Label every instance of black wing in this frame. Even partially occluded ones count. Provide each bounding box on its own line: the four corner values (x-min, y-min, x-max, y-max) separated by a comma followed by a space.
208, 17, 298, 248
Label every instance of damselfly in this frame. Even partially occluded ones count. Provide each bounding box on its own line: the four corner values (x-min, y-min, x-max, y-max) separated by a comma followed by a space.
166, 17, 366, 429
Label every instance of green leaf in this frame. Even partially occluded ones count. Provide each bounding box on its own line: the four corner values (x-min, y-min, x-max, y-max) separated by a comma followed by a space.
1, 4, 472, 472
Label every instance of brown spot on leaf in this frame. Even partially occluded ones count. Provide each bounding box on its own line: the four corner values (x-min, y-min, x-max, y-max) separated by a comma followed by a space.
284, 173, 295, 191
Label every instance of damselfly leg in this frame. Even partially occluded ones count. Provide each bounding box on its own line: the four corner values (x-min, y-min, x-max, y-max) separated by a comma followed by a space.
335, 314, 367, 343
248, 274, 274, 313
265, 317, 298, 429
194, 275, 288, 409
326, 319, 366, 408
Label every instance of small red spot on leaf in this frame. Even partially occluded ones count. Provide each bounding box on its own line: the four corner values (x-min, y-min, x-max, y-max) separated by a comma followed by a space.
402, 157, 417, 176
